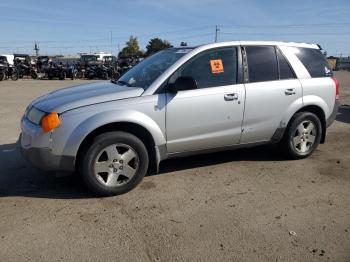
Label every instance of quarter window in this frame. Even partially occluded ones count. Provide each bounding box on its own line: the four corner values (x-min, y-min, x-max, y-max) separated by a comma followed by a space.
245, 46, 279, 83
277, 48, 295, 80
174, 47, 237, 89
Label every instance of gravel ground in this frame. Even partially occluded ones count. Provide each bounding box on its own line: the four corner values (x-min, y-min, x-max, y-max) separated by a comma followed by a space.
0, 74, 349, 261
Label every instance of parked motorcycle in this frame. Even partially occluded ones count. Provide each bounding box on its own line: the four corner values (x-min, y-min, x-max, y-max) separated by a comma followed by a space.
44, 62, 66, 80
85, 65, 109, 80
13, 54, 37, 79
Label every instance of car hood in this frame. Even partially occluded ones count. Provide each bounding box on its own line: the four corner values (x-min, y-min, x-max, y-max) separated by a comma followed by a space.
32, 81, 144, 113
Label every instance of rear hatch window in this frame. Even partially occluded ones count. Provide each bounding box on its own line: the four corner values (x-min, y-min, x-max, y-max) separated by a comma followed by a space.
294, 47, 333, 77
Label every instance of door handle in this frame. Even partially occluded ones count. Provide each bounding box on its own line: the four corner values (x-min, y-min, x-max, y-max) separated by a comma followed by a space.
285, 88, 296, 95
224, 93, 239, 101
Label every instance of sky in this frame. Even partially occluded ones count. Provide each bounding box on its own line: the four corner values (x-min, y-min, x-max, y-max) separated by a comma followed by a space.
0, 0, 349, 56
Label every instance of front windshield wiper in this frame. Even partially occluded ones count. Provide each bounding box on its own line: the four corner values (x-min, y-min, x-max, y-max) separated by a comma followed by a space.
112, 80, 131, 87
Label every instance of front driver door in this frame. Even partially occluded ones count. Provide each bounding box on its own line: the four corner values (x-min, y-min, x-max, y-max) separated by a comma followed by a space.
165, 47, 245, 153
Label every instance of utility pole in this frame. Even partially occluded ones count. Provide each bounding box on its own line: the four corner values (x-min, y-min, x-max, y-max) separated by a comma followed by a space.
34, 42, 39, 56
214, 25, 220, 43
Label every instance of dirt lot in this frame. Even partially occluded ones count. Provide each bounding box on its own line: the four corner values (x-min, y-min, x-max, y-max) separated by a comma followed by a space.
0, 74, 349, 262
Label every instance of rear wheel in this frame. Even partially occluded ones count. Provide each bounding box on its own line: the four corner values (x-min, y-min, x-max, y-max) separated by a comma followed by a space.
0, 71, 4, 81
102, 72, 108, 80
58, 71, 66, 80
80, 131, 149, 196
31, 70, 38, 79
281, 112, 322, 159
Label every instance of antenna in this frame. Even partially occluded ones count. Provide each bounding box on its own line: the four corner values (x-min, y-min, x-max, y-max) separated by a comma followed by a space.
215, 25, 220, 43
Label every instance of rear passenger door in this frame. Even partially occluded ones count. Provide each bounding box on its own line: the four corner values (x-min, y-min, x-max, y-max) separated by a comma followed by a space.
240, 46, 302, 143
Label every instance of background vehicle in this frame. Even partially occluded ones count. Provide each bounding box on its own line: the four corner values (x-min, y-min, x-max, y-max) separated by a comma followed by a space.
43, 62, 66, 80
0, 56, 9, 81
20, 41, 339, 196
13, 54, 37, 79
0, 54, 14, 66
84, 64, 109, 79
0, 56, 18, 81
103, 56, 119, 78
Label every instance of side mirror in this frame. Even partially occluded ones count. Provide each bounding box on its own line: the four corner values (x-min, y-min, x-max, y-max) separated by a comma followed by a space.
170, 76, 197, 92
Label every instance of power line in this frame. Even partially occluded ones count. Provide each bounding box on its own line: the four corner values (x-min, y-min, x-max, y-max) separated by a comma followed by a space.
0, 26, 214, 44
221, 22, 350, 29
220, 31, 350, 36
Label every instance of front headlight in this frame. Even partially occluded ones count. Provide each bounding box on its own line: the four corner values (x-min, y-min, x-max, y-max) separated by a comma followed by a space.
26, 106, 47, 125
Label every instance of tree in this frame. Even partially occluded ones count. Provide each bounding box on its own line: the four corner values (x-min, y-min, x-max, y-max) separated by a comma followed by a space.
180, 41, 188, 47
119, 36, 142, 58
145, 38, 173, 56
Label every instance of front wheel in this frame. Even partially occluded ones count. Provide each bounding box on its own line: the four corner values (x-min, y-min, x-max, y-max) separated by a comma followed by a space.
11, 72, 18, 81
76, 71, 84, 79
80, 131, 149, 196
281, 112, 322, 159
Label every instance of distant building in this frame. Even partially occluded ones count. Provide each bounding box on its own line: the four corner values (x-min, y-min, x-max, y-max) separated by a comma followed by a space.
336, 57, 350, 71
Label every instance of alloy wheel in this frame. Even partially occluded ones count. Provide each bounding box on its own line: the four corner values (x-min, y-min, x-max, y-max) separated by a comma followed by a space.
292, 120, 317, 153
94, 143, 139, 187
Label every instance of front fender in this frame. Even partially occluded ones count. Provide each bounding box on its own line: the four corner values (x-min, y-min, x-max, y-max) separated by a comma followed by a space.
51, 108, 166, 157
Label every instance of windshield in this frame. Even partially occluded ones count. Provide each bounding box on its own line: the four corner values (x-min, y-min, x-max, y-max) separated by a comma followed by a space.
104, 56, 115, 62
82, 56, 97, 62
116, 48, 192, 89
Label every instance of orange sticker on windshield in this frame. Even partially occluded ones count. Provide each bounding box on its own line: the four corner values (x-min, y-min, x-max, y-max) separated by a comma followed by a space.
210, 59, 224, 74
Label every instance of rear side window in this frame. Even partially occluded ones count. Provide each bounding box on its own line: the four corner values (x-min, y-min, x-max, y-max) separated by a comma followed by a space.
177, 47, 237, 89
294, 48, 333, 77
277, 48, 295, 80
245, 46, 279, 83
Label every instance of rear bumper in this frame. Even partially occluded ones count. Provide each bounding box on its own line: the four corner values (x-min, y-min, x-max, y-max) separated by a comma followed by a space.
326, 100, 340, 127
19, 133, 75, 172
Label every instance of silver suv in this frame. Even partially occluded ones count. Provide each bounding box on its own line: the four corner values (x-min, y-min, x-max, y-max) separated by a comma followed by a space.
20, 41, 340, 196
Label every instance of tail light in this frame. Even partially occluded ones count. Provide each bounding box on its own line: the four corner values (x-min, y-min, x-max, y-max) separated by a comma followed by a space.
331, 76, 339, 100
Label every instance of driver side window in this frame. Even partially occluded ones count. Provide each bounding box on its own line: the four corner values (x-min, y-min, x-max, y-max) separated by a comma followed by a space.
170, 47, 238, 89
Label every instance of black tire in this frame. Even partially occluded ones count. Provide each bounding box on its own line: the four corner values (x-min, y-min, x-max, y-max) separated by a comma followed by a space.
281, 112, 322, 159
11, 73, 18, 81
112, 72, 120, 80
0, 71, 4, 81
102, 72, 108, 80
76, 71, 84, 79
31, 70, 38, 79
58, 71, 66, 80
80, 131, 149, 196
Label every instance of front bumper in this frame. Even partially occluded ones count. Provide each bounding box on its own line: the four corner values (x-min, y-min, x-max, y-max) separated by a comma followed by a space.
20, 142, 75, 172
19, 116, 75, 172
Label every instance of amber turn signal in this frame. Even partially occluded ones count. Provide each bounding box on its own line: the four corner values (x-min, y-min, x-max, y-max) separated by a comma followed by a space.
42, 112, 61, 133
